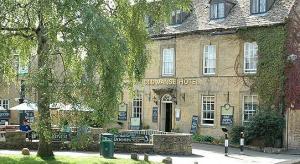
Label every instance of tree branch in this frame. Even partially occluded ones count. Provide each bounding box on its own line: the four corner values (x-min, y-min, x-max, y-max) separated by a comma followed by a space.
0, 27, 36, 32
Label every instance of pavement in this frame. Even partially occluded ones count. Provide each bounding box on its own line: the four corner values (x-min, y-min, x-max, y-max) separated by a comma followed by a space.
0, 143, 300, 164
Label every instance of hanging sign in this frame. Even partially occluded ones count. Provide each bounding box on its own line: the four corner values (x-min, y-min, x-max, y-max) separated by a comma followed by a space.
220, 103, 234, 126
190, 115, 199, 134
152, 106, 158, 122
118, 104, 127, 121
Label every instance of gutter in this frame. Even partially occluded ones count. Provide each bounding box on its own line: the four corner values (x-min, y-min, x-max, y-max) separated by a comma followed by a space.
150, 22, 286, 40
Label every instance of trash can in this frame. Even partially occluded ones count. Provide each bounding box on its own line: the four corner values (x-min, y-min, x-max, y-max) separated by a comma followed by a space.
100, 133, 114, 158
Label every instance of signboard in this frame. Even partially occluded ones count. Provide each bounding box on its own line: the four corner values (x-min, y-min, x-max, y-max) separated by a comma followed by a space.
0, 111, 10, 119
52, 132, 71, 142
118, 104, 127, 121
130, 117, 140, 130
220, 103, 234, 126
152, 106, 158, 122
114, 133, 150, 143
190, 115, 198, 134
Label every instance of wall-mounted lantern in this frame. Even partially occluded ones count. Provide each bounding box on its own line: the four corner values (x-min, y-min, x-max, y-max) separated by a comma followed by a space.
153, 96, 158, 105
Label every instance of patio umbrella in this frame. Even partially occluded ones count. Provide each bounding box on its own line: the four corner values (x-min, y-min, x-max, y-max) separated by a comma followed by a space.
10, 103, 38, 111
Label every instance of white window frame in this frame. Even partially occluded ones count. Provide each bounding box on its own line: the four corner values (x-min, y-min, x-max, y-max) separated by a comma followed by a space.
203, 45, 216, 75
251, 0, 267, 14
132, 94, 143, 119
162, 48, 175, 76
14, 54, 28, 75
201, 96, 215, 126
243, 95, 258, 123
170, 10, 183, 25
244, 42, 258, 74
0, 99, 9, 110
211, 3, 225, 19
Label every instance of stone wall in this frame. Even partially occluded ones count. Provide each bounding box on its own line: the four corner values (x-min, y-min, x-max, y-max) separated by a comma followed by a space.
153, 133, 192, 155
115, 143, 154, 153
0, 133, 193, 155
286, 110, 300, 149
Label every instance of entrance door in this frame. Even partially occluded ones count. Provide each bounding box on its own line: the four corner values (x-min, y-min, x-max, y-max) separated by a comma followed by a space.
165, 103, 172, 132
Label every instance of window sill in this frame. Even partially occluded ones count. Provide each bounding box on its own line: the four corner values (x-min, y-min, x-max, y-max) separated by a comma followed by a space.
250, 12, 268, 17
243, 72, 257, 75
200, 124, 215, 128
161, 75, 175, 78
203, 73, 216, 76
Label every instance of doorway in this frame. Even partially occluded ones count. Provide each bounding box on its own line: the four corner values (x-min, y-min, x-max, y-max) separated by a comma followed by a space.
165, 103, 172, 132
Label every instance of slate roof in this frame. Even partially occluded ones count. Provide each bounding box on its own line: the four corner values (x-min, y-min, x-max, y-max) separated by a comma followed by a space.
156, 0, 296, 36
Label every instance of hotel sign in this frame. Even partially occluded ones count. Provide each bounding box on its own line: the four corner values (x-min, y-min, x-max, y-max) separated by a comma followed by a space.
220, 104, 234, 126
144, 78, 201, 85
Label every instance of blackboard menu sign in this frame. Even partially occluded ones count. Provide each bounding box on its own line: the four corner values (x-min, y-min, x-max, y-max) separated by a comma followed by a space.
118, 104, 127, 121
190, 115, 198, 134
220, 104, 234, 126
152, 107, 158, 122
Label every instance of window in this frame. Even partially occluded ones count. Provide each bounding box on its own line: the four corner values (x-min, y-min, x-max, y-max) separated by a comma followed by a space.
162, 48, 175, 76
14, 55, 28, 75
251, 0, 267, 14
243, 95, 258, 122
0, 100, 9, 109
202, 96, 215, 125
244, 42, 258, 74
210, 3, 225, 19
145, 16, 154, 28
132, 94, 142, 118
170, 10, 186, 25
203, 45, 216, 75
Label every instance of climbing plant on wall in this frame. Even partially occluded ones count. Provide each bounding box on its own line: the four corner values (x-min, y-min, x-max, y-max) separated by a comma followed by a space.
236, 25, 287, 110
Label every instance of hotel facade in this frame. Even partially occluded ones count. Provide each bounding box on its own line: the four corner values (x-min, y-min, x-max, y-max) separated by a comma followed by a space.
119, 0, 300, 149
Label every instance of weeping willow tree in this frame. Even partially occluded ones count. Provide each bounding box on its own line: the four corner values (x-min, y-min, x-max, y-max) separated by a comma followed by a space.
0, 0, 190, 158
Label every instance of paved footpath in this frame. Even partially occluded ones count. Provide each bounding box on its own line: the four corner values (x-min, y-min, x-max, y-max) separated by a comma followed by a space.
0, 144, 299, 164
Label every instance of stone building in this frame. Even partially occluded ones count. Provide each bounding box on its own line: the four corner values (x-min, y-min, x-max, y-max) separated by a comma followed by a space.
119, 0, 298, 142
285, 0, 300, 150
1, 0, 300, 150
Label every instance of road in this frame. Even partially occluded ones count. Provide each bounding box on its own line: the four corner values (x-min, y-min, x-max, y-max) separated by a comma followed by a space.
0, 143, 299, 164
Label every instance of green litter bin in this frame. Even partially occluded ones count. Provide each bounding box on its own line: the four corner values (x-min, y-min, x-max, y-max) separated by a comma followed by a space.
100, 140, 114, 158
100, 133, 114, 158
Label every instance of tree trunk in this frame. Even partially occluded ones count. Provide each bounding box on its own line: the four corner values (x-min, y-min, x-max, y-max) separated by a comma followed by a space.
36, 17, 54, 158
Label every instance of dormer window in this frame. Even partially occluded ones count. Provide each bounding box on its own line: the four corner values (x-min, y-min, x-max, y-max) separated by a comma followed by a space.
210, 3, 225, 19
251, 0, 267, 14
170, 10, 188, 25
209, 0, 235, 20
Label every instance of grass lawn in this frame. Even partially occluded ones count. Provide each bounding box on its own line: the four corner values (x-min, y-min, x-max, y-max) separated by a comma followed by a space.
0, 155, 159, 164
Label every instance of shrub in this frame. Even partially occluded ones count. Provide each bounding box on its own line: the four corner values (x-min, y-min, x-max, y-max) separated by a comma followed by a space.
192, 135, 215, 143
244, 109, 284, 147
106, 128, 119, 134
229, 125, 245, 144
212, 136, 224, 145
